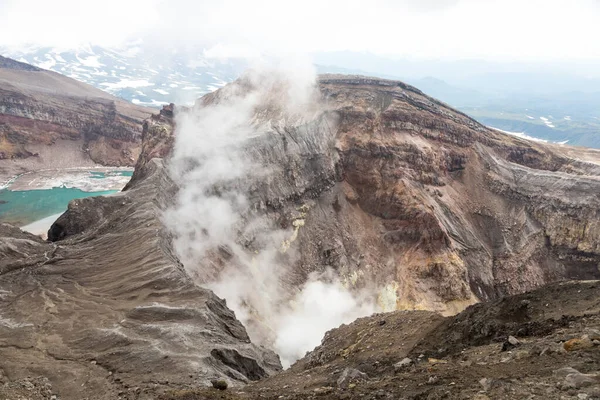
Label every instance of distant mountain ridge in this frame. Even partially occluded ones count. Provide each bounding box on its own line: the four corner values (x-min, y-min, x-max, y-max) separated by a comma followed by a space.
0, 44, 245, 107
0, 55, 154, 178
4, 46, 600, 148
315, 52, 600, 148
0, 55, 40, 71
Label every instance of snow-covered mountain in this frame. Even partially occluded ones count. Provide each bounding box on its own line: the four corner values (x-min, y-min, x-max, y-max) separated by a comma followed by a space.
0, 44, 246, 107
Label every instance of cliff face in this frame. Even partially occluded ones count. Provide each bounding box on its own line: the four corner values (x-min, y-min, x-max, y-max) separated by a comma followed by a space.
312, 76, 600, 311
167, 74, 600, 315
0, 55, 153, 166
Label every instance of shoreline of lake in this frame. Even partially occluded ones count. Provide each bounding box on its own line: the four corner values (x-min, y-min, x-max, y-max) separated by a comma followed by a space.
0, 167, 133, 230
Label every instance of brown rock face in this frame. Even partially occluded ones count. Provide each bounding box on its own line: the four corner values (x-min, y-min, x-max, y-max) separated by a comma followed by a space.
313, 76, 600, 310
0, 55, 153, 167
125, 103, 176, 189
169, 74, 600, 315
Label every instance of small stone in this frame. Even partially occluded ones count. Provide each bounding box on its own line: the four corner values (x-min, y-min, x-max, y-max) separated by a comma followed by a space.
564, 336, 593, 352
313, 387, 333, 395
479, 377, 492, 392
540, 346, 554, 356
577, 393, 588, 400
394, 358, 413, 371
508, 336, 520, 346
529, 344, 542, 355
592, 340, 600, 346
211, 379, 228, 390
427, 376, 439, 385
554, 367, 581, 378
563, 372, 599, 389
501, 336, 520, 351
584, 328, 600, 340
337, 368, 367, 389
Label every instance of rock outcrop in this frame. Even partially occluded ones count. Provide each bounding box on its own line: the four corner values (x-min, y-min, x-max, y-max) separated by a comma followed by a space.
0, 55, 153, 168
0, 156, 281, 399
169, 74, 600, 315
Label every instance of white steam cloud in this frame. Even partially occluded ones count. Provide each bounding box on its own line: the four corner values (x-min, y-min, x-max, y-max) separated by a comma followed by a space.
165, 59, 376, 367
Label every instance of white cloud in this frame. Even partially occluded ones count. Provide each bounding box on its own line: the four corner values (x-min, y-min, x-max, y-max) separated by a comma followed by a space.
1, 0, 600, 61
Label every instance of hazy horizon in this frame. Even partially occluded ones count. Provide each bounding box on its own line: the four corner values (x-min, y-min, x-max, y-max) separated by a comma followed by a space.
2, 0, 600, 63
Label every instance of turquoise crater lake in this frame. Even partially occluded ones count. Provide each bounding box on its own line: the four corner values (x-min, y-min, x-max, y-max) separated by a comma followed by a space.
0, 169, 133, 228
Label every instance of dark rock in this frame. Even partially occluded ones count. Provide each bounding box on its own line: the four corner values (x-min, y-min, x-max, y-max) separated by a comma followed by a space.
210, 348, 269, 381
211, 379, 228, 390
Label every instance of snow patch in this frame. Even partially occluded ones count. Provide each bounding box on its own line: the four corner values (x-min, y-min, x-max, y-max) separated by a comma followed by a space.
490, 127, 548, 143
101, 79, 154, 90
76, 55, 103, 68
132, 99, 168, 107
37, 56, 56, 70
540, 117, 555, 128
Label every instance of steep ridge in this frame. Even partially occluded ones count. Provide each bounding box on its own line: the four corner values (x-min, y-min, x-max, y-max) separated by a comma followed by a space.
0, 56, 153, 178
0, 155, 281, 399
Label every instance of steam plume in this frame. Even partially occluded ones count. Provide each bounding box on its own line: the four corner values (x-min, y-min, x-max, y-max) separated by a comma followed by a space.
165, 60, 375, 367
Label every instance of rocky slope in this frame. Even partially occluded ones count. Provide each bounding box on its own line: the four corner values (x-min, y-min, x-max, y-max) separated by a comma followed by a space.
1, 74, 600, 399
0, 56, 153, 176
0, 156, 281, 399
235, 280, 600, 400
166, 74, 600, 316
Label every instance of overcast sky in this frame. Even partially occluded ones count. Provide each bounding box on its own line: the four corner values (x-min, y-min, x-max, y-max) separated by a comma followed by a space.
1, 0, 600, 61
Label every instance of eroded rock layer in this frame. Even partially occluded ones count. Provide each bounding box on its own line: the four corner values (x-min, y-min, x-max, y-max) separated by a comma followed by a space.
172, 74, 600, 314
0, 55, 153, 167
